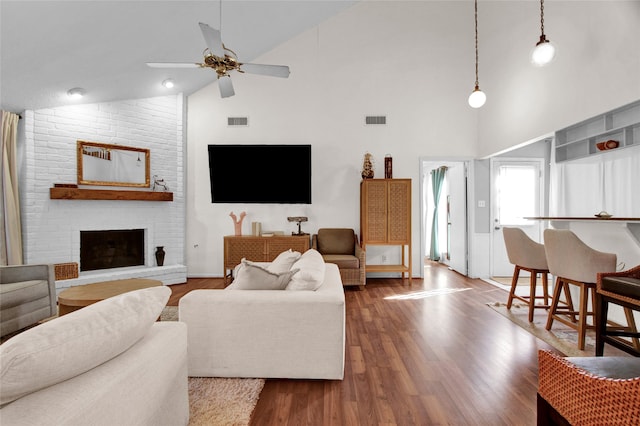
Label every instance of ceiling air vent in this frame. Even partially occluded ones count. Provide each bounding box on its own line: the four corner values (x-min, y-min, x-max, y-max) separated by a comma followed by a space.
227, 117, 249, 126
365, 115, 386, 125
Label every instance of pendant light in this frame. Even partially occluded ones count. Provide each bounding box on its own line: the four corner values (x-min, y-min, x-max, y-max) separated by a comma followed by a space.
468, 0, 486, 108
531, 0, 556, 66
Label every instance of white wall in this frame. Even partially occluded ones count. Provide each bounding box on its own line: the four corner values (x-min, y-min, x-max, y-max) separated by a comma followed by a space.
186, 0, 640, 278
186, 1, 479, 277
20, 96, 186, 288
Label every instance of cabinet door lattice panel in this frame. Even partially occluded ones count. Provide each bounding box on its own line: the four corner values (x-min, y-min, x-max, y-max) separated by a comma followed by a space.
223, 235, 310, 283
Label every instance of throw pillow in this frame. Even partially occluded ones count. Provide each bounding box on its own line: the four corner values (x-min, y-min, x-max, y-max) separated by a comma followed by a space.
229, 259, 299, 290
286, 248, 326, 291
0, 285, 170, 405
267, 249, 302, 274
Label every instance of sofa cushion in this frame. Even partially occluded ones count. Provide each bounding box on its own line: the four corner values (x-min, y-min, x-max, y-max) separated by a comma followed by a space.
0, 280, 50, 309
286, 249, 326, 291
267, 249, 301, 274
229, 259, 298, 290
600, 276, 640, 300
321, 254, 360, 269
0, 285, 170, 405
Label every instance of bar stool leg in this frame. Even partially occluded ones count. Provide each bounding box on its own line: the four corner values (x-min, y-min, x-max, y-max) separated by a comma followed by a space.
507, 265, 521, 309
577, 283, 590, 351
595, 292, 607, 356
546, 277, 563, 330
623, 307, 640, 351
528, 271, 537, 322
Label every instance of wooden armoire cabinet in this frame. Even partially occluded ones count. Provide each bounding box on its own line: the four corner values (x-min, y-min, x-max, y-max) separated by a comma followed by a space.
360, 178, 412, 284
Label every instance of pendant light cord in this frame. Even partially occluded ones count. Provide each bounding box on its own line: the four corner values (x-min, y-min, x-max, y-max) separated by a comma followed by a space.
474, 0, 479, 88
539, 0, 545, 36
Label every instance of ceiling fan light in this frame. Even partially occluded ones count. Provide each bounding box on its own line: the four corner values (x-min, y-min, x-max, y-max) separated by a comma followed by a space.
468, 87, 486, 108
67, 87, 85, 99
162, 79, 175, 89
531, 37, 556, 66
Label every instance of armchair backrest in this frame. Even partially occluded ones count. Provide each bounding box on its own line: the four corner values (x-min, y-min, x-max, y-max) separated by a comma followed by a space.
315, 228, 356, 255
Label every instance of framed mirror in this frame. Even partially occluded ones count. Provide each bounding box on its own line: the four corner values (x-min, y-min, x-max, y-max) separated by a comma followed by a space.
77, 140, 150, 187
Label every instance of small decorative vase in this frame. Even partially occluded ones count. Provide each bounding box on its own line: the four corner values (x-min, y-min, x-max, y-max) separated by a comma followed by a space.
155, 246, 165, 267
384, 154, 393, 179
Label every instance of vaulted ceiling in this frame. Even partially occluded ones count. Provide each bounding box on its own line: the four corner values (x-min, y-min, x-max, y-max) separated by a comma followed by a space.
0, 0, 358, 112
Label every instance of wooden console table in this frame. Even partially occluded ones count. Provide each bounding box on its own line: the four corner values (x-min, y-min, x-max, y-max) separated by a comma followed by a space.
223, 235, 310, 283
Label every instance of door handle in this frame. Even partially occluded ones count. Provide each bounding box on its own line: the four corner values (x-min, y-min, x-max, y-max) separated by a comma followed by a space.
495, 226, 501, 230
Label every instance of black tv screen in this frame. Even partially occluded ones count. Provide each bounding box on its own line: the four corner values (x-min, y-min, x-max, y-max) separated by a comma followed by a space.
208, 144, 311, 204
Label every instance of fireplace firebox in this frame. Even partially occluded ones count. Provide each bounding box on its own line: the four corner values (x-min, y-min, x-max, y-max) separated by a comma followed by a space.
80, 229, 145, 272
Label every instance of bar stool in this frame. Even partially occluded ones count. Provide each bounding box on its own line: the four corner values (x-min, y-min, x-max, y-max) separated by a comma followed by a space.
502, 227, 550, 322
543, 229, 617, 350
596, 264, 640, 357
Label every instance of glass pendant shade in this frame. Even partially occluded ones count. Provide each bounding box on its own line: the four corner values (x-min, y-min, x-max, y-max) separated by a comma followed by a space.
531, 36, 556, 66
468, 87, 486, 108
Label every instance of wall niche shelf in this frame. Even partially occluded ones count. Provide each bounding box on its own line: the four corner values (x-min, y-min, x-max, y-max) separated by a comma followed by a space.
555, 99, 640, 162
50, 187, 173, 201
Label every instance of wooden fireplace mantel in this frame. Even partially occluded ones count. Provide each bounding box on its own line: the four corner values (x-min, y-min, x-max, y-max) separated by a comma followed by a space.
50, 187, 173, 201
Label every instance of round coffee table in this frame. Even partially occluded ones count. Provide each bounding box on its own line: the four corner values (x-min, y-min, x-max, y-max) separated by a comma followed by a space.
57, 278, 163, 316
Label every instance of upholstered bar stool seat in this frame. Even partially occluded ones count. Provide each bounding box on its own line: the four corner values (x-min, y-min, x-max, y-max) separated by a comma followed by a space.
502, 227, 550, 322
596, 264, 640, 356
544, 229, 617, 351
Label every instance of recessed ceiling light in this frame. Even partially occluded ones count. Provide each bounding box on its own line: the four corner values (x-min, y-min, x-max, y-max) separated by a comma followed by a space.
162, 79, 175, 89
67, 87, 85, 99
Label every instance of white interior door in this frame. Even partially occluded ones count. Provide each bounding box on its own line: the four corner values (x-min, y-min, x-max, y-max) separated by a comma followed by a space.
491, 158, 544, 277
446, 163, 468, 275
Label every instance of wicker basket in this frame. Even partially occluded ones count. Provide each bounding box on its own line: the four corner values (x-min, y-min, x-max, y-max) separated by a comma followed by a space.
55, 262, 79, 280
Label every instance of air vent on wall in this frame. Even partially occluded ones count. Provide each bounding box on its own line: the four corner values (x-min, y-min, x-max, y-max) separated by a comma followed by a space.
227, 116, 249, 126
365, 116, 386, 125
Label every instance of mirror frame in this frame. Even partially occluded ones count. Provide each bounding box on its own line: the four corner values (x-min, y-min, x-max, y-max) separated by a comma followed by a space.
77, 140, 150, 188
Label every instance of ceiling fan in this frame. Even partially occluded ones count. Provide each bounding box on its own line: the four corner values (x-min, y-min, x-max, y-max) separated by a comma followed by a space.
147, 22, 290, 98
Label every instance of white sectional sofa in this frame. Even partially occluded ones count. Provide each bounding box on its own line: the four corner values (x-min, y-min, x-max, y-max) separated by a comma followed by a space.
0, 286, 189, 426
179, 250, 345, 380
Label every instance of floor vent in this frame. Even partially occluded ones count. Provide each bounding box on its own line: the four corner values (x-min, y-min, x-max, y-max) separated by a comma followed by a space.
227, 116, 249, 126
365, 116, 386, 125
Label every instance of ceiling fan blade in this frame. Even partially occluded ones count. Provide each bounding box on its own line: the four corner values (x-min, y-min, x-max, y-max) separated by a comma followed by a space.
218, 75, 235, 98
199, 22, 225, 58
146, 62, 201, 68
240, 63, 291, 78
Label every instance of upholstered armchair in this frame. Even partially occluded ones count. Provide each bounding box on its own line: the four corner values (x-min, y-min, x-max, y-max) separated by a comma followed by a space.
0, 264, 57, 337
312, 228, 365, 288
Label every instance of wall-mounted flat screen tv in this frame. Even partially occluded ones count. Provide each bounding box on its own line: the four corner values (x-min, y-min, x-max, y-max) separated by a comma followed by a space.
208, 144, 311, 204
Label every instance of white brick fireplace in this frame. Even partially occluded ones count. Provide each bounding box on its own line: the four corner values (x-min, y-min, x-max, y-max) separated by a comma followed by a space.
19, 96, 187, 292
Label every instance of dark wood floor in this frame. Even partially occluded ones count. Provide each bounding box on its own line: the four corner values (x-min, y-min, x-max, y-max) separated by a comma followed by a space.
165, 262, 575, 425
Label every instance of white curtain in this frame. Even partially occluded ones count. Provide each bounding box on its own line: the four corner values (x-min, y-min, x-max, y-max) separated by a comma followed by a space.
1, 111, 23, 265
550, 145, 640, 217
